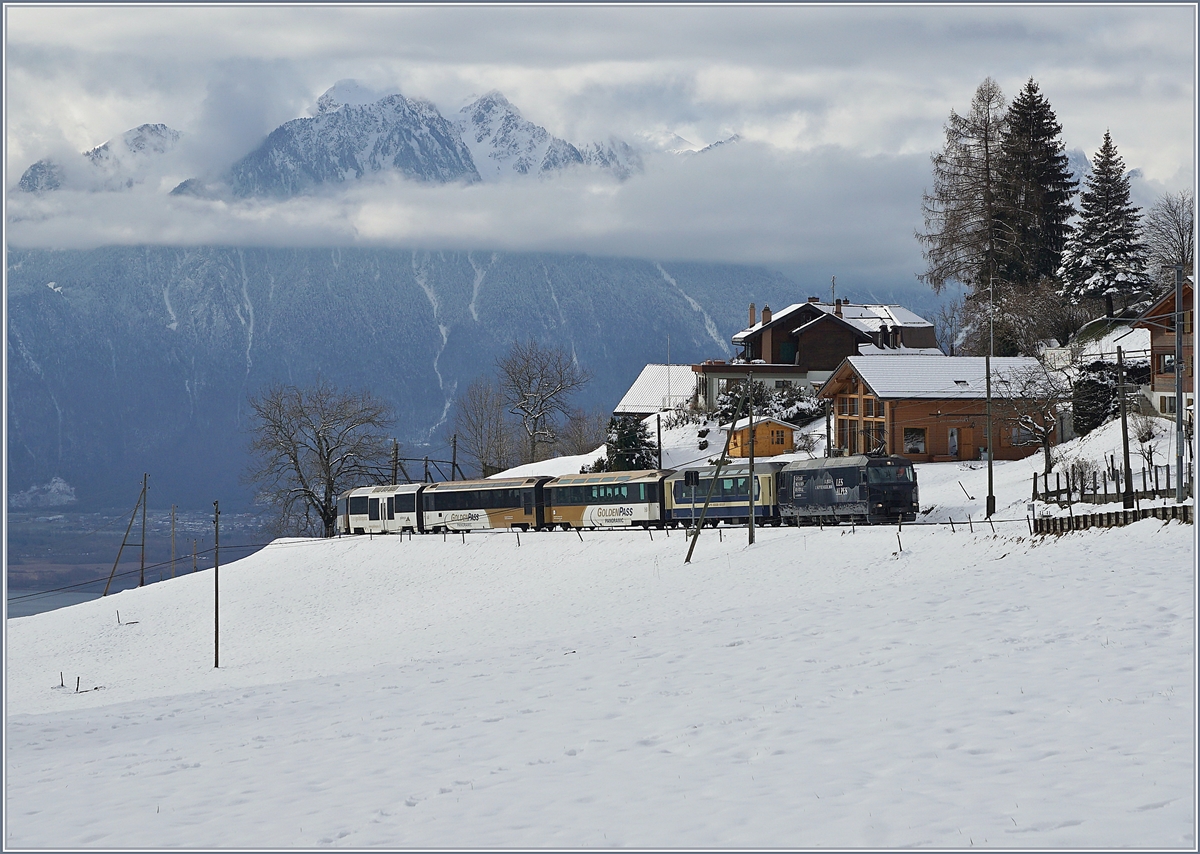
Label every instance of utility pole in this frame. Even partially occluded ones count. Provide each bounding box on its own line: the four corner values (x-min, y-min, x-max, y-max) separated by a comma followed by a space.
451, 434, 459, 481
1174, 265, 1185, 504
748, 372, 756, 545
170, 504, 176, 579
985, 276, 995, 518
193, 539, 197, 574
825, 398, 832, 458
139, 473, 148, 586
391, 439, 399, 485
103, 486, 143, 596
1118, 346, 1135, 509
656, 413, 663, 470
213, 500, 220, 669
686, 382, 749, 564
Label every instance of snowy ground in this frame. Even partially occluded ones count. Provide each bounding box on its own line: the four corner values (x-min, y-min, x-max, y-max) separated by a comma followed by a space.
5, 418, 1196, 848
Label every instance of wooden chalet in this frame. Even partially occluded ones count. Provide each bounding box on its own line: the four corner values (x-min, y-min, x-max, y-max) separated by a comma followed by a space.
1131, 279, 1193, 421
725, 416, 800, 458
692, 298, 942, 410
817, 355, 1051, 463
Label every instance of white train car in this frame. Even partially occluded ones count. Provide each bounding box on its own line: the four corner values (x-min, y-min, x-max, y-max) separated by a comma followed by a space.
337, 483, 424, 535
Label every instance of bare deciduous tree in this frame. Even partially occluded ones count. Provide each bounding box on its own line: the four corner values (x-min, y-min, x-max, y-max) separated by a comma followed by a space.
1145, 189, 1194, 287
451, 376, 516, 477
557, 407, 610, 457
245, 380, 393, 537
497, 340, 591, 464
932, 296, 967, 354
992, 360, 1073, 475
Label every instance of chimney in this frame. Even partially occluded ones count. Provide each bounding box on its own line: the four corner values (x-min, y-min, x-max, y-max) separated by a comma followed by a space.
874, 325, 885, 349
761, 304, 772, 325
808, 296, 820, 303
894, 326, 903, 348
834, 298, 843, 317
749, 303, 757, 327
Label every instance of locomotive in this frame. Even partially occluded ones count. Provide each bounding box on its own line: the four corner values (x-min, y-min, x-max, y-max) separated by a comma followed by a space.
336, 455, 917, 535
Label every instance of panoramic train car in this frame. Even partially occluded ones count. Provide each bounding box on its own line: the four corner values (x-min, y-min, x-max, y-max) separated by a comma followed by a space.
543, 470, 672, 529
664, 462, 785, 526
778, 455, 918, 525
420, 476, 552, 532
337, 483, 425, 535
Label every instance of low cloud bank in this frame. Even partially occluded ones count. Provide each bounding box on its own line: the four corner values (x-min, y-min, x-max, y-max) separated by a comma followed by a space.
6, 142, 929, 278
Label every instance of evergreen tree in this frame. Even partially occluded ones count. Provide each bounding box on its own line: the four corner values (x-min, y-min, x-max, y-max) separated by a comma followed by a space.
586, 415, 658, 472
1058, 132, 1150, 316
995, 79, 1077, 289
918, 78, 1009, 295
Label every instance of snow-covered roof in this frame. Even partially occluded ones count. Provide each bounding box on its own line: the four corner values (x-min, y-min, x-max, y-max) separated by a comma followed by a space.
856, 344, 946, 357
831, 355, 1043, 400
727, 415, 801, 432
732, 301, 932, 345
613, 364, 697, 415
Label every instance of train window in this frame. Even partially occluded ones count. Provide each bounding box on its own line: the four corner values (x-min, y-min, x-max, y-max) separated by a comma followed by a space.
349, 496, 369, 516
368, 498, 380, 521
337, 497, 347, 516
396, 493, 415, 513
386, 496, 395, 519
868, 465, 914, 483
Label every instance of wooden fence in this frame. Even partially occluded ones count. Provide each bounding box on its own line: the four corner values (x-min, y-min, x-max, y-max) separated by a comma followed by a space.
1033, 504, 1192, 534
1033, 458, 1194, 507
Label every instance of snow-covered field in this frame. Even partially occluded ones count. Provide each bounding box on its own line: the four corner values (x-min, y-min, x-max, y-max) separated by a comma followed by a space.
5, 420, 1196, 848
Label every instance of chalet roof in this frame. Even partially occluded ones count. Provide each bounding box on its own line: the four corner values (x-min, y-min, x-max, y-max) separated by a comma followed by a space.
613, 364, 696, 415
727, 415, 802, 432
856, 344, 946, 357
821, 355, 1042, 400
732, 300, 933, 345
1132, 279, 1193, 329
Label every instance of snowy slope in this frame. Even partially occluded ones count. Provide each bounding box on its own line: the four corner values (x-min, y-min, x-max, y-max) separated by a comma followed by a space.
5, 419, 1195, 848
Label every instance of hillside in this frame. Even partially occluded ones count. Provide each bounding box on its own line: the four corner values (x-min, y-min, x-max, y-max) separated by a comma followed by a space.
5, 424, 1194, 848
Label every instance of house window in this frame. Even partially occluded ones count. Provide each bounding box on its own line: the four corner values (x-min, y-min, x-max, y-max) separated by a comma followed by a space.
1161, 396, 1177, 414
903, 428, 926, 454
862, 423, 886, 453
863, 397, 876, 418
775, 380, 793, 389
1158, 354, 1176, 375
771, 429, 786, 445
837, 419, 857, 454
838, 396, 858, 416
1011, 424, 1036, 444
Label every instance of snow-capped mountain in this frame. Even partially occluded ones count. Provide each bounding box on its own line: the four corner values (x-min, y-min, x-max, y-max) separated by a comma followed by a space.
456, 91, 584, 180
578, 138, 644, 181
18, 123, 182, 193
218, 87, 480, 198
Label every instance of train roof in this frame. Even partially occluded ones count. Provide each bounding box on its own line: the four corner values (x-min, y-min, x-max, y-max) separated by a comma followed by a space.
781, 455, 913, 472
547, 469, 671, 487
421, 476, 551, 492
339, 483, 425, 500
664, 461, 787, 480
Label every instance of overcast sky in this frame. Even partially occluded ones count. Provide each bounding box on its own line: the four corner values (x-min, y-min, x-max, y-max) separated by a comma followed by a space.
4, 4, 1196, 297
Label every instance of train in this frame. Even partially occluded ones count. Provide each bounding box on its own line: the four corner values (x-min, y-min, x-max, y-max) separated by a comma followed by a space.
336, 454, 917, 535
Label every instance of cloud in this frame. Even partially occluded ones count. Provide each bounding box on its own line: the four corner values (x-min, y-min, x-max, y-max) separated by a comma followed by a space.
6, 142, 929, 278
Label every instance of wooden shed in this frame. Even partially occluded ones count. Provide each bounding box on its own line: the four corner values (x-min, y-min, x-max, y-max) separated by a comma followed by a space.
725, 416, 800, 458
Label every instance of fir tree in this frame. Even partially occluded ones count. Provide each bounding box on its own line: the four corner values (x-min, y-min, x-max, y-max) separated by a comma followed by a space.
586, 415, 658, 472
1058, 131, 1150, 316
995, 79, 1077, 289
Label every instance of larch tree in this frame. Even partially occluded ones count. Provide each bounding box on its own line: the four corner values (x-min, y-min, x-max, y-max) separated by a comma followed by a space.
917, 78, 1009, 297
1058, 131, 1151, 316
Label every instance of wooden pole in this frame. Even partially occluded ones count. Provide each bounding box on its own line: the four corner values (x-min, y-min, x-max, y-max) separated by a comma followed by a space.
213, 500, 220, 669
748, 372, 755, 546
170, 505, 176, 579
1118, 346, 1134, 509
139, 473, 148, 587
686, 382, 749, 564
103, 489, 143, 596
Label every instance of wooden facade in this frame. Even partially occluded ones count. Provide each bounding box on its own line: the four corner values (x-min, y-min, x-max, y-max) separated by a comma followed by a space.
1133, 280, 1194, 419
727, 417, 798, 458
818, 358, 1050, 463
